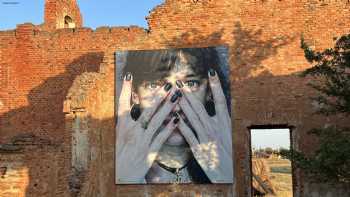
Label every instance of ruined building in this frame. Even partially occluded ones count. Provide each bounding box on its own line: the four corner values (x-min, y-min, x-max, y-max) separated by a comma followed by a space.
0, 0, 349, 196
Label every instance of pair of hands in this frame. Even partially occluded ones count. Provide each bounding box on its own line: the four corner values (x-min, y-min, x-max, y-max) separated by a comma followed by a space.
115, 70, 233, 184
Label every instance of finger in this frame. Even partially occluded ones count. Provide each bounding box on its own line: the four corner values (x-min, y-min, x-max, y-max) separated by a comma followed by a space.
208, 69, 230, 117
148, 117, 178, 154
138, 83, 173, 123
145, 90, 180, 135
177, 117, 200, 147
178, 97, 209, 143
118, 72, 133, 116
116, 73, 137, 140
182, 85, 211, 125
116, 112, 139, 150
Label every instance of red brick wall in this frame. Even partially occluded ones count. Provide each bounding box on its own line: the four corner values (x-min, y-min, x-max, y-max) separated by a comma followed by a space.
0, 138, 67, 197
1, 0, 350, 196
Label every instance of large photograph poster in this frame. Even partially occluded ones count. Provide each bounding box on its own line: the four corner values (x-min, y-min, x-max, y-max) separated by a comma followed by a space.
115, 47, 233, 184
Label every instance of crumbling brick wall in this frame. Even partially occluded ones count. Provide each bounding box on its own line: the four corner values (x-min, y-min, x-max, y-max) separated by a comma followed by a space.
0, 134, 67, 197
1, 0, 350, 196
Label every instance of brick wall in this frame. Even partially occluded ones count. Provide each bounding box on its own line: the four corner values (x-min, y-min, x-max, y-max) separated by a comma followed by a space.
0, 136, 67, 197
1, 0, 350, 196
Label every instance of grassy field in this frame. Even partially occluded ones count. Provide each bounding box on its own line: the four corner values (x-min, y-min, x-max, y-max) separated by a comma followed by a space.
266, 158, 293, 197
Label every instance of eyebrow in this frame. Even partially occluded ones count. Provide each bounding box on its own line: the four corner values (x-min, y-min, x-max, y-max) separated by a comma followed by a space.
185, 74, 197, 78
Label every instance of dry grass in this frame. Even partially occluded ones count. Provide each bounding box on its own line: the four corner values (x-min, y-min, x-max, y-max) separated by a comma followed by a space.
267, 158, 293, 197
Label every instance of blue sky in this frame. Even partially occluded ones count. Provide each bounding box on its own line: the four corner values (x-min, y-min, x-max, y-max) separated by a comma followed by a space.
0, 0, 164, 30
251, 129, 291, 149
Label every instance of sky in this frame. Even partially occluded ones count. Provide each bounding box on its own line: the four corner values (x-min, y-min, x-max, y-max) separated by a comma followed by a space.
0, 0, 164, 30
251, 129, 291, 150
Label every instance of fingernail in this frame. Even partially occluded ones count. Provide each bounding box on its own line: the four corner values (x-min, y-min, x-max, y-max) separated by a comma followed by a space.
170, 94, 178, 103
209, 69, 216, 77
174, 112, 179, 118
176, 80, 184, 88
175, 90, 182, 97
173, 118, 179, 124
164, 83, 172, 92
125, 72, 132, 81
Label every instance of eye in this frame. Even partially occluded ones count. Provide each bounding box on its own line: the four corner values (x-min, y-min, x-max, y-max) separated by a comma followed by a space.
184, 80, 200, 89
145, 82, 161, 90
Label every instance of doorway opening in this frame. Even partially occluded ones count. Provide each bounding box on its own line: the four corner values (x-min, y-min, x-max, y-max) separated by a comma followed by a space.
249, 125, 294, 197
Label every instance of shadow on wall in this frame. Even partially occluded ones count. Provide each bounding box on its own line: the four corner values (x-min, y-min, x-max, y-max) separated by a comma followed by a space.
0, 21, 307, 197
163, 22, 292, 78
169, 28, 226, 46
0, 52, 104, 143
0, 52, 104, 197
231, 22, 292, 80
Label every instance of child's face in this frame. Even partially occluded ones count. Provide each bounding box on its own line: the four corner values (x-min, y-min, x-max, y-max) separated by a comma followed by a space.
137, 51, 208, 110
135, 52, 209, 168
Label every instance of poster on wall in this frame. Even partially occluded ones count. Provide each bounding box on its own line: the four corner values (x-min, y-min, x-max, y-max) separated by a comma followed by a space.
115, 47, 233, 184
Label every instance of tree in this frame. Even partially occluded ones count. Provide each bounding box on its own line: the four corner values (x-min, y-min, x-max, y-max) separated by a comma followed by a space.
264, 147, 273, 155
301, 35, 350, 115
281, 35, 350, 184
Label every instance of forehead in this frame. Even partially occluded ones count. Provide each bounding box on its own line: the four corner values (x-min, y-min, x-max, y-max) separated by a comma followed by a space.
165, 67, 196, 83
127, 49, 205, 87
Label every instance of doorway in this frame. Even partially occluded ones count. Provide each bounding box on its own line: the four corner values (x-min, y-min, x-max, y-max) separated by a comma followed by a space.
249, 126, 294, 197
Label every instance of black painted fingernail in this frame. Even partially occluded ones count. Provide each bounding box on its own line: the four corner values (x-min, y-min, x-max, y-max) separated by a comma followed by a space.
164, 83, 172, 92
173, 118, 179, 124
209, 69, 216, 77
125, 72, 132, 81
175, 90, 182, 97
176, 80, 184, 88
170, 94, 178, 103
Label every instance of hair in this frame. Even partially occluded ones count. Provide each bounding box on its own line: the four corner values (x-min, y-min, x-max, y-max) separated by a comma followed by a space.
123, 47, 227, 92
187, 157, 211, 183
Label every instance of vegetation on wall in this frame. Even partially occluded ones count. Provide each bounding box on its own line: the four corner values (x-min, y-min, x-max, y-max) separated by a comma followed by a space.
281, 35, 350, 184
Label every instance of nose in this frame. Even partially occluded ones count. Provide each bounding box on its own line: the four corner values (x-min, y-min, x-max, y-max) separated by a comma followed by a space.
174, 105, 180, 112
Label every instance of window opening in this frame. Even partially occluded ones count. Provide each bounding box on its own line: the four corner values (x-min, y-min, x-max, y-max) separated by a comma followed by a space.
64, 15, 75, 28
